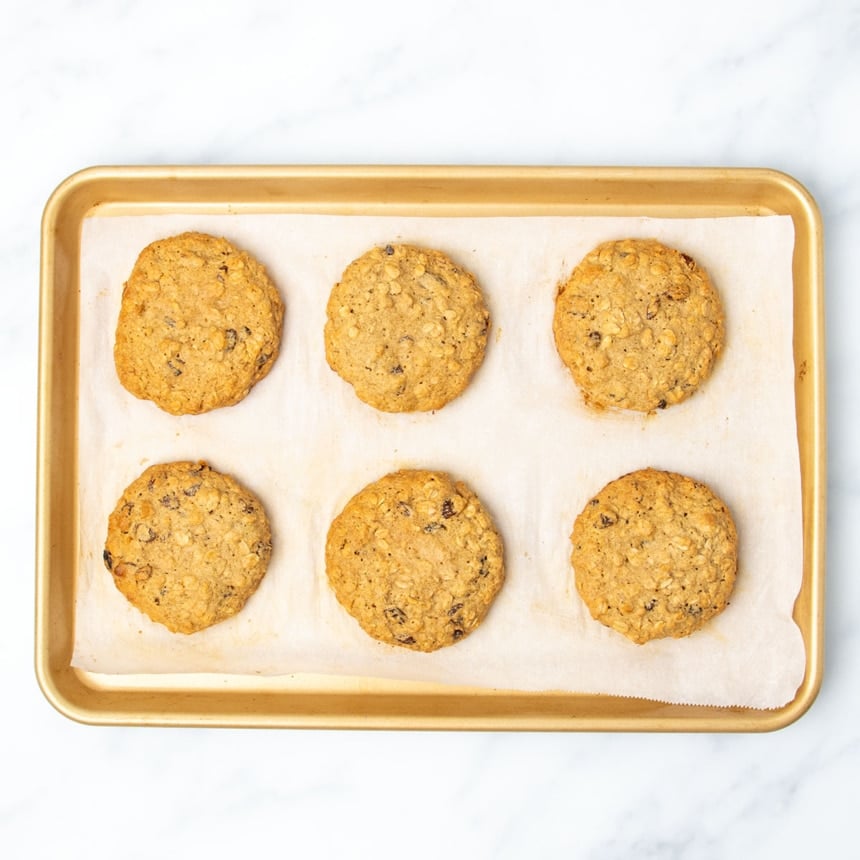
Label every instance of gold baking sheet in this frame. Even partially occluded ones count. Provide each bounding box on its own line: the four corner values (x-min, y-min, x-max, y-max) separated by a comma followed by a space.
36, 166, 826, 730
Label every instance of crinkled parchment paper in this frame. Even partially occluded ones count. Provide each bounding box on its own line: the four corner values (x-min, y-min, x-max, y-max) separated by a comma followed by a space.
73, 212, 804, 708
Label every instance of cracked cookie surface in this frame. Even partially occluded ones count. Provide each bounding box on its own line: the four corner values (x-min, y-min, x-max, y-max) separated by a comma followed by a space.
324, 243, 490, 412
553, 238, 725, 412
104, 461, 273, 634
325, 469, 505, 651
571, 468, 737, 644
114, 232, 284, 415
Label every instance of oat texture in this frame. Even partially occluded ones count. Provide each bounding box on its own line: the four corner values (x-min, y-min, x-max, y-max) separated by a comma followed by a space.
553, 238, 725, 412
103, 461, 273, 634
571, 468, 737, 644
324, 243, 490, 412
114, 232, 284, 415
325, 469, 505, 651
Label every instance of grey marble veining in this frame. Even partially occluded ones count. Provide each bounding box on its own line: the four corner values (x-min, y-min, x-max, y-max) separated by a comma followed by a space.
4, 0, 859, 857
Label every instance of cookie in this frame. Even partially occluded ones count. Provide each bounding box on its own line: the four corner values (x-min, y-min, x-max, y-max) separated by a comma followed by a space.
553, 239, 725, 412
324, 243, 490, 412
570, 468, 737, 644
103, 461, 273, 634
325, 469, 505, 651
114, 232, 284, 415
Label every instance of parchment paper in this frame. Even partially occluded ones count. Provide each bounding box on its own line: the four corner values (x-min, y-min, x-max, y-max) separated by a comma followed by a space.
73, 212, 805, 708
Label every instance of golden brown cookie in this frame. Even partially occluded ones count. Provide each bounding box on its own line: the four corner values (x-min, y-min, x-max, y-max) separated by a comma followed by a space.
103, 461, 273, 634
325, 469, 505, 651
114, 232, 284, 415
571, 468, 737, 644
553, 239, 725, 412
324, 244, 490, 412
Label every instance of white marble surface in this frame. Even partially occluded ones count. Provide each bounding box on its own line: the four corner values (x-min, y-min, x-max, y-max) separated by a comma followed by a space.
3, 0, 857, 856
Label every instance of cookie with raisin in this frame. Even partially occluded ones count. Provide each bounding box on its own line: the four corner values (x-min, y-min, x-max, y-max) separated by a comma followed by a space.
571, 468, 738, 644
324, 243, 490, 412
325, 469, 504, 651
103, 461, 273, 634
553, 239, 725, 412
114, 232, 284, 415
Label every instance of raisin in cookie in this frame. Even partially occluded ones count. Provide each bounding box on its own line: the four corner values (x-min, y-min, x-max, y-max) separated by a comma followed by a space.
325, 469, 505, 651
103, 461, 273, 634
553, 239, 725, 412
324, 244, 490, 412
114, 232, 284, 415
571, 468, 737, 644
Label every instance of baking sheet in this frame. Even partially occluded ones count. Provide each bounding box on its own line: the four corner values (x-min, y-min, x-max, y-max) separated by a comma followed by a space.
72, 211, 805, 709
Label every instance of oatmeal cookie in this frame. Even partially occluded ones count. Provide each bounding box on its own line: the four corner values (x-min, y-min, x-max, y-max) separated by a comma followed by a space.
324, 243, 490, 412
103, 461, 273, 634
114, 232, 284, 415
571, 468, 737, 644
325, 469, 505, 651
553, 238, 725, 412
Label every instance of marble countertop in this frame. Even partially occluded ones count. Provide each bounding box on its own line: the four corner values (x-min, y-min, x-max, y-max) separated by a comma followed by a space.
4, 0, 857, 856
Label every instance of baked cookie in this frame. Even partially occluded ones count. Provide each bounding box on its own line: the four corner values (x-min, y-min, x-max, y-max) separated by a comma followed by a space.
571, 468, 737, 644
103, 461, 273, 634
324, 243, 490, 412
325, 469, 505, 651
553, 239, 725, 412
114, 232, 284, 415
